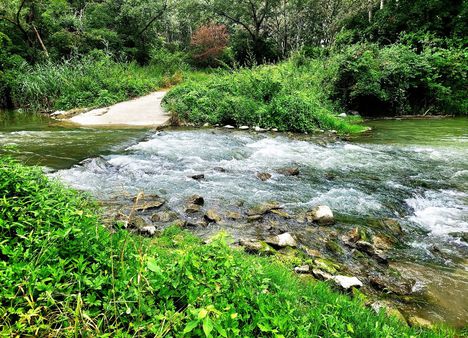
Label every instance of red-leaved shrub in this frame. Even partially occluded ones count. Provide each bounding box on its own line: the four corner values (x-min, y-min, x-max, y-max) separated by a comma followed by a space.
191, 24, 229, 66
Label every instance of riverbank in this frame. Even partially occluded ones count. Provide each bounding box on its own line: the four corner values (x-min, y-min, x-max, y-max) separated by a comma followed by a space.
0, 157, 451, 336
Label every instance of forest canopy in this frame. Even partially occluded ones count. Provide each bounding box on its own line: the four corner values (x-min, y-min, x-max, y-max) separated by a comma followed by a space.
0, 0, 466, 116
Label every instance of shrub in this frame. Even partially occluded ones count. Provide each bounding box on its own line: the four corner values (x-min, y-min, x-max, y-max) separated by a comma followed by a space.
5, 52, 188, 112
329, 43, 467, 116
163, 62, 365, 134
190, 24, 229, 67
0, 157, 451, 336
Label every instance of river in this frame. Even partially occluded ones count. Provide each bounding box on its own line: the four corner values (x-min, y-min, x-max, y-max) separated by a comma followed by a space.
1, 111, 467, 328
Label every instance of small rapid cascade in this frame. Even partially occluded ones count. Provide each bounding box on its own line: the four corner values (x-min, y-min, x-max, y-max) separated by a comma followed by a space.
55, 129, 467, 247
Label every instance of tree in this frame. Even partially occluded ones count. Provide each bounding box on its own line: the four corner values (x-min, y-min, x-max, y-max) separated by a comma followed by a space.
204, 0, 281, 62
190, 24, 228, 66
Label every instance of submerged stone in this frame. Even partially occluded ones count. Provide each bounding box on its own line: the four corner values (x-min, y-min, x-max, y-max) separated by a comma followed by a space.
256, 172, 272, 181
277, 167, 300, 176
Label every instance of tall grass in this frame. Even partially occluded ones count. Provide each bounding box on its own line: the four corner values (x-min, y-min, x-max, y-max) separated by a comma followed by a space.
0, 157, 452, 336
8, 53, 187, 112
163, 59, 365, 134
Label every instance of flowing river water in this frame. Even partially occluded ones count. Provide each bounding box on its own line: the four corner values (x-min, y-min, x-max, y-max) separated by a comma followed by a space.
1, 110, 467, 328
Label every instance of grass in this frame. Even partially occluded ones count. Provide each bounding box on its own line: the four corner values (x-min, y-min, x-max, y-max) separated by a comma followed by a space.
0, 157, 453, 336
162, 59, 366, 134
6, 53, 189, 113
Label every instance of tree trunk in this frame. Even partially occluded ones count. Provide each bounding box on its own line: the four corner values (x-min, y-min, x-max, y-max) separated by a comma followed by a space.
380, 0, 384, 10
32, 24, 49, 58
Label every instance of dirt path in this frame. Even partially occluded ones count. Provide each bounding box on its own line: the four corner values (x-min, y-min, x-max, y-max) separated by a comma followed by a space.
68, 90, 170, 127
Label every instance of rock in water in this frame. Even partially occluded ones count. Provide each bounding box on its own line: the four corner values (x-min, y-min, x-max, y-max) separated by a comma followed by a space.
247, 201, 282, 216
187, 195, 204, 206
185, 204, 201, 214
294, 265, 311, 274
152, 211, 178, 223
306, 205, 335, 225
239, 126, 249, 130
333, 276, 363, 290
256, 172, 272, 181
226, 211, 241, 220
191, 174, 205, 180
204, 209, 222, 223
266, 233, 297, 248
277, 167, 300, 176
239, 239, 275, 255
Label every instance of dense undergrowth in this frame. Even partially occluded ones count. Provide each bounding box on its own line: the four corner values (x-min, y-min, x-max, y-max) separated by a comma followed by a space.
3, 51, 188, 113
162, 60, 365, 134
0, 157, 452, 336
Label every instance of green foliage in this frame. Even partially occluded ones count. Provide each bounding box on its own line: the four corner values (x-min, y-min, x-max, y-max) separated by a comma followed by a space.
0, 157, 453, 336
163, 61, 365, 134
329, 43, 467, 116
5, 52, 187, 112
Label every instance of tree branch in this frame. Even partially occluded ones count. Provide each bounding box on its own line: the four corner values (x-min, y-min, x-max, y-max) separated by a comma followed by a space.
137, 1, 168, 37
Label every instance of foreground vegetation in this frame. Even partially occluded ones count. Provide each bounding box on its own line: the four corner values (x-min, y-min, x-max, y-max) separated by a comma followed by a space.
0, 157, 453, 336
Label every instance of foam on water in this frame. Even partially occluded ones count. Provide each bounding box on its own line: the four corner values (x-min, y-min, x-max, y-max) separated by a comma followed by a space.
54, 130, 468, 245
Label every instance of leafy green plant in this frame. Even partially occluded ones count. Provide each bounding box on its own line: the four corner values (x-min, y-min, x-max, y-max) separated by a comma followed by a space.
163, 60, 366, 134
0, 157, 454, 336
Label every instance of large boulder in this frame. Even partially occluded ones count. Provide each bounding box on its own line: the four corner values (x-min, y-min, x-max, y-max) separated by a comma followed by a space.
133, 194, 166, 211
306, 205, 334, 225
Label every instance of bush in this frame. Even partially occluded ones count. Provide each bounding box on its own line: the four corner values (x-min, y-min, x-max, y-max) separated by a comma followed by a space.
329, 43, 467, 116
5, 52, 188, 112
163, 62, 365, 134
0, 157, 451, 336
190, 24, 229, 67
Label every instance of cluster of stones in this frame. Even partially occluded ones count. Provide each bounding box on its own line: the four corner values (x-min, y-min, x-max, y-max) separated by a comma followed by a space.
114, 190, 430, 328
